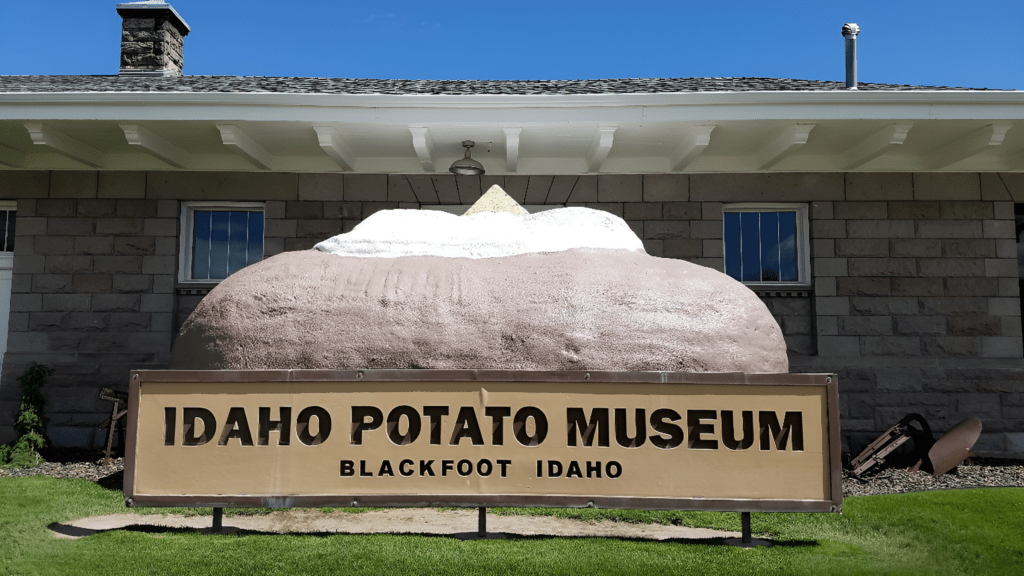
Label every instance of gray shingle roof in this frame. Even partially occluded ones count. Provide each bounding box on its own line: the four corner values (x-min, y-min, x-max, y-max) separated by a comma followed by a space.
0, 75, 993, 94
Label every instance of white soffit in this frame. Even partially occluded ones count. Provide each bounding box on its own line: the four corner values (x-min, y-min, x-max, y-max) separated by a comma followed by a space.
0, 91, 1022, 173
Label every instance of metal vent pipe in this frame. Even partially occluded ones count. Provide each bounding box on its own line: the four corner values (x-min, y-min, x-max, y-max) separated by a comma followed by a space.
842, 23, 861, 89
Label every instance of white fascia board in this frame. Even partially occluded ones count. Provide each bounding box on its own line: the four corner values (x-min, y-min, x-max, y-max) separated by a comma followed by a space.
5, 101, 1020, 126
3, 89, 1024, 107
1, 91, 1023, 123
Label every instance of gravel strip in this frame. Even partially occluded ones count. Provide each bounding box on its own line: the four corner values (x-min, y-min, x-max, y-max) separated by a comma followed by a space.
0, 457, 124, 482
842, 461, 1024, 497
3, 456, 1022, 498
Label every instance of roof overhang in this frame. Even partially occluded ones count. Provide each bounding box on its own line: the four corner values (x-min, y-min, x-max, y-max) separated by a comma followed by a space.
1, 90, 1022, 173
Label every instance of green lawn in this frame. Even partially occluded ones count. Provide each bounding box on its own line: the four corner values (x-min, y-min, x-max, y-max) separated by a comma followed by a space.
1, 475, 1021, 575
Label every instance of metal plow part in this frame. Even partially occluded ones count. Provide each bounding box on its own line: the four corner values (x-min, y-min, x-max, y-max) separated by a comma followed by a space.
923, 418, 983, 476
850, 414, 933, 477
850, 414, 983, 477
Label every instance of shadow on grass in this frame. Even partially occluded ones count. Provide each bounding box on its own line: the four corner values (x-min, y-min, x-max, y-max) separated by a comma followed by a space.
447, 533, 817, 548
47, 520, 817, 549
96, 470, 123, 491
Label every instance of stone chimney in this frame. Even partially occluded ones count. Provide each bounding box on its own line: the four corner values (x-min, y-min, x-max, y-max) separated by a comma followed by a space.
116, 2, 190, 77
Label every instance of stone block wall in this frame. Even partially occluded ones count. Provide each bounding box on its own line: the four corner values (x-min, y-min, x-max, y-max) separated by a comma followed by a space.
800, 173, 1023, 455
760, 297, 815, 356
1, 170, 1022, 456
812, 174, 1021, 360
1, 172, 177, 447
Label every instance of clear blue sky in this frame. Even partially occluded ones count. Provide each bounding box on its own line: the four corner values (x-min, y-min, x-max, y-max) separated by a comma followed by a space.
1, 0, 1021, 89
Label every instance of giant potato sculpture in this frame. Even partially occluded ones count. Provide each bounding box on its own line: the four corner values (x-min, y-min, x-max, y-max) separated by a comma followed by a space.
171, 187, 788, 373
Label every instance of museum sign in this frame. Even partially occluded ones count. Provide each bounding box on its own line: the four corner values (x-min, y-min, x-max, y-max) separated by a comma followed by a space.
124, 370, 841, 513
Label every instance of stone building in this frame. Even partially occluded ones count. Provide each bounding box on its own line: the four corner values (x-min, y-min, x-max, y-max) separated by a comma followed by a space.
0, 2, 1022, 456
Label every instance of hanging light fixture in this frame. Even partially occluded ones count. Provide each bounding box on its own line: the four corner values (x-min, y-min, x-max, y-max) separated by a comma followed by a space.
449, 140, 485, 175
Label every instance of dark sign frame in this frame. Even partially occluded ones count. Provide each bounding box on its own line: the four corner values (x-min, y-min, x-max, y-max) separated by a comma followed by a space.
124, 370, 842, 513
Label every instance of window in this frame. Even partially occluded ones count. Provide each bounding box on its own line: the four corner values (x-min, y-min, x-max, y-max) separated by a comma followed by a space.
723, 203, 809, 287
179, 202, 264, 283
0, 201, 15, 371
0, 201, 15, 254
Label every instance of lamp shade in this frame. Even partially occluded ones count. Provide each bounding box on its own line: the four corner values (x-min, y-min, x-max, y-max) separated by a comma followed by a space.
449, 140, 485, 175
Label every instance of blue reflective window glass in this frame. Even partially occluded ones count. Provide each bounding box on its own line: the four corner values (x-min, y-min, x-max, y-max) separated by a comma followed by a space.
191, 209, 264, 281
779, 212, 798, 282
723, 209, 801, 284
739, 212, 761, 282
192, 211, 212, 279
227, 212, 249, 274
758, 212, 780, 282
208, 212, 230, 280
247, 212, 264, 267
724, 212, 741, 279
